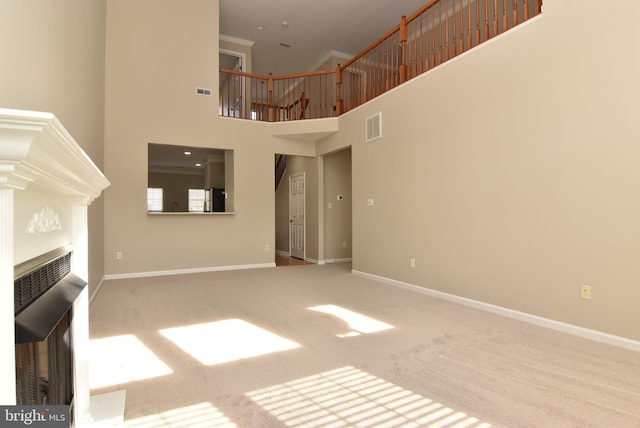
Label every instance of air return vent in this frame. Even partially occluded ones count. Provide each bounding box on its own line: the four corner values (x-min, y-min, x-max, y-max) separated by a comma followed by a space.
365, 112, 382, 142
196, 87, 212, 96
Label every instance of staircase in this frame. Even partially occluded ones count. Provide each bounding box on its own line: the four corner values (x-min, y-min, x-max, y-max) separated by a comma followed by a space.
275, 154, 286, 190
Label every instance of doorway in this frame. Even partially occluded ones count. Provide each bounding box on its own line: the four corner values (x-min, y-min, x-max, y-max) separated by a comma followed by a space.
219, 49, 246, 118
219, 50, 244, 72
289, 172, 305, 260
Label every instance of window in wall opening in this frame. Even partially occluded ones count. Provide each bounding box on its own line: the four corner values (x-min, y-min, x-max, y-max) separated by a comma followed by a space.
188, 188, 206, 212
147, 188, 163, 212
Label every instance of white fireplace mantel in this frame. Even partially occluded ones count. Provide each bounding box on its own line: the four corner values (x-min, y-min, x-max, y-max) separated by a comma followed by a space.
0, 108, 110, 199
0, 108, 114, 426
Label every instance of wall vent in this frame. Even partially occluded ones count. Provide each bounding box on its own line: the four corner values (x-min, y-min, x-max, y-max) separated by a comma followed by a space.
365, 112, 382, 142
196, 87, 212, 96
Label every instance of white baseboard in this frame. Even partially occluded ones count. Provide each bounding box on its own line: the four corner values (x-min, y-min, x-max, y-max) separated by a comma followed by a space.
324, 258, 352, 264
103, 263, 276, 281
351, 269, 640, 353
89, 277, 106, 305
276, 250, 290, 257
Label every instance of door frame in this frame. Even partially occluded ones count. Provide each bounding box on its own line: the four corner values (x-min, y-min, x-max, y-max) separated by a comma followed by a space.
289, 172, 306, 260
219, 48, 247, 118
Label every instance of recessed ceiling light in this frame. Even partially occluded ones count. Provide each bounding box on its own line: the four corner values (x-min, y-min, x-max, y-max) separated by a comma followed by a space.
184, 151, 191, 155
281, 21, 288, 29
195, 163, 202, 167
257, 25, 265, 31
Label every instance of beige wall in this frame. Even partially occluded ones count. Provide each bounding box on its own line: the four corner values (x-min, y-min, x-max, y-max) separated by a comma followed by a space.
324, 148, 352, 261
0, 0, 107, 295
104, 0, 640, 341
318, 0, 640, 341
104, 0, 315, 275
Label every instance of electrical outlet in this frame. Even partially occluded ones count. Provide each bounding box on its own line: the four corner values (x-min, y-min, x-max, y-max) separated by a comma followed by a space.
343, 241, 347, 248
410, 258, 416, 268
264, 244, 270, 251
116, 251, 122, 260
581, 285, 591, 300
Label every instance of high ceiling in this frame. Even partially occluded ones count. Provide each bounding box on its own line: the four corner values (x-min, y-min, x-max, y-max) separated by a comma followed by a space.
219, 0, 430, 76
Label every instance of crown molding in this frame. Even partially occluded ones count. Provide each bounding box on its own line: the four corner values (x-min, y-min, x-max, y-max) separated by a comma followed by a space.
308, 50, 354, 72
219, 34, 255, 47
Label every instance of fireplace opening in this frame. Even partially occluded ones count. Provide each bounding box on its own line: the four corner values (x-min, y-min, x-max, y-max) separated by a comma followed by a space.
15, 311, 72, 405
13, 247, 86, 415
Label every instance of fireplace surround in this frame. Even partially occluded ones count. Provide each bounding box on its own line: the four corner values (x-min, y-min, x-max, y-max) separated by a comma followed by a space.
0, 108, 114, 426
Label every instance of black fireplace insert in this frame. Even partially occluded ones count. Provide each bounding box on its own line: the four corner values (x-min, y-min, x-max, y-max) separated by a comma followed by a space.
14, 247, 86, 407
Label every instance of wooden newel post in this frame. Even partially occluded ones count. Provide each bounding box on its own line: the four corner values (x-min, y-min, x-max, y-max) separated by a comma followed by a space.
400, 15, 408, 84
267, 72, 275, 122
335, 64, 343, 116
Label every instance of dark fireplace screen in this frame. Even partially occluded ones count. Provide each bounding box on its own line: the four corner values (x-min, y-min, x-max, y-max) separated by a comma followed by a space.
15, 310, 73, 406
13, 248, 84, 408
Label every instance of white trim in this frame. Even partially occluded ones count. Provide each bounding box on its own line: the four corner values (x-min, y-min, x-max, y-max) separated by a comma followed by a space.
104, 263, 275, 281
276, 250, 290, 257
89, 277, 107, 305
0, 188, 16, 404
324, 258, 353, 264
219, 34, 255, 47
351, 269, 640, 353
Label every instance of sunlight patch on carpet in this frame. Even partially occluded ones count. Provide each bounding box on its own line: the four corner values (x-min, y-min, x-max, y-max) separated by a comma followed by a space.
247, 366, 491, 427
89, 334, 172, 389
124, 402, 236, 428
308, 305, 393, 337
159, 319, 301, 366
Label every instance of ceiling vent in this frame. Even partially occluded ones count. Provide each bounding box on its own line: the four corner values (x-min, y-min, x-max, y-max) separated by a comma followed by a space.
365, 112, 382, 142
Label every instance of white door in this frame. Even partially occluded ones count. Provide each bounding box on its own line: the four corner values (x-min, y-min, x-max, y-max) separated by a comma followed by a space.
289, 173, 305, 260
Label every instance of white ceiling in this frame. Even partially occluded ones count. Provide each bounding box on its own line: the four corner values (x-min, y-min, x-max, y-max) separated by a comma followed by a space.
219, 0, 430, 76
148, 143, 225, 175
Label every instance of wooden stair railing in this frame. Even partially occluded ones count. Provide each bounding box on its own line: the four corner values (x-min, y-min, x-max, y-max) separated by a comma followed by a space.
286, 92, 310, 120
275, 154, 286, 190
219, 0, 543, 122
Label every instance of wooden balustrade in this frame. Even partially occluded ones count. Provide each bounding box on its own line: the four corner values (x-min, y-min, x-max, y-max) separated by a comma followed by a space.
218, 69, 270, 120
338, 24, 404, 113
219, 69, 336, 121
219, 0, 542, 121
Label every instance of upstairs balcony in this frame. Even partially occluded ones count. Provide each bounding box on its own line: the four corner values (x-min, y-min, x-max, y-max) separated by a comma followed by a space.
220, 0, 542, 124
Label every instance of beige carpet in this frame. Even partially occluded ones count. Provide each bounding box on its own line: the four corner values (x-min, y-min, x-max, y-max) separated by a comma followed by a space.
89, 263, 640, 427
